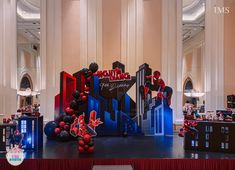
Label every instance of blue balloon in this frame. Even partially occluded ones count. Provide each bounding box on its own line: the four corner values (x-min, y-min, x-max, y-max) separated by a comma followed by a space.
44, 121, 58, 138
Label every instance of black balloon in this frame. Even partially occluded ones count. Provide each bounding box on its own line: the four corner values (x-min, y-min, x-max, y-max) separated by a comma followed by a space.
72, 90, 80, 99
44, 121, 58, 138
57, 114, 65, 122
57, 130, 70, 142
81, 68, 89, 77
63, 115, 73, 124
70, 100, 78, 110
89, 141, 94, 146
89, 62, 98, 73
75, 98, 82, 105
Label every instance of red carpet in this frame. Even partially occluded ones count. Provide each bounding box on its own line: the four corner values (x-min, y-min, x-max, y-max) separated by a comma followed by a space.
1, 158, 235, 170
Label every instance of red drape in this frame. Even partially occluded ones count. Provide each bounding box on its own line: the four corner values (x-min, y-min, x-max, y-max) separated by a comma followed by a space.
1, 158, 235, 170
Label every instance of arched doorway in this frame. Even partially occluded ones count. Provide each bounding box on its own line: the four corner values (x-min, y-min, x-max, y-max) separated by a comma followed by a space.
19, 74, 33, 107
183, 77, 195, 105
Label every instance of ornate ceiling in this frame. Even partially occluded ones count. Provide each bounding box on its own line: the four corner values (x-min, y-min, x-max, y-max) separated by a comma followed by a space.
182, 0, 205, 42
17, 0, 40, 44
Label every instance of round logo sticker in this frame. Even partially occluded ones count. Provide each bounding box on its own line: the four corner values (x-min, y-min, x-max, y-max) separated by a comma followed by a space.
6, 147, 24, 166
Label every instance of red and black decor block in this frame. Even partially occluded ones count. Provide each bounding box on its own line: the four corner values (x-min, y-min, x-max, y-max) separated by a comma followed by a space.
45, 61, 173, 155
0, 123, 16, 152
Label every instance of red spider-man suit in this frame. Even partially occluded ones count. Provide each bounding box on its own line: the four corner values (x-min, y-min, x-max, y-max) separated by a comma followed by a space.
178, 120, 198, 137
70, 111, 102, 137
144, 71, 173, 106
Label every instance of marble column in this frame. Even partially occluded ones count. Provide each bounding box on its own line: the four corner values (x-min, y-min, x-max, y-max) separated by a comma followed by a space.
0, 0, 17, 121
121, 0, 143, 100
80, 0, 103, 69
40, 0, 62, 122
162, 0, 183, 124
204, 0, 224, 111
121, 0, 143, 75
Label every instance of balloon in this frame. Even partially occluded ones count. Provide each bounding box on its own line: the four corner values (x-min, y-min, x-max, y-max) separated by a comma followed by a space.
54, 127, 61, 135
59, 121, 65, 128
71, 127, 78, 136
86, 76, 91, 82
70, 100, 79, 110
89, 141, 94, 146
72, 90, 80, 99
75, 98, 82, 105
64, 124, 70, 131
72, 114, 77, 120
83, 134, 91, 143
44, 121, 58, 138
89, 62, 99, 73
78, 146, 84, 153
80, 92, 84, 97
88, 146, 94, 153
65, 107, 74, 115
57, 130, 70, 142
81, 95, 87, 102
82, 68, 89, 77
84, 86, 90, 91
79, 139, 85, 147
63, 115, 73, 124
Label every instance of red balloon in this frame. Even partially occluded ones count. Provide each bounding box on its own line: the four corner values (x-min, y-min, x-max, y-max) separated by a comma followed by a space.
78, 146, 84, 153
83, 134, 91, 143
65, 107, 70, 113
80, 92, 84, 97
64, 124, 70, 131
88, 146, 94, 153
72, 114, 76, 120
59, 121, 65, 128
82, 95, 87, 102
71, 127, 78, 135
79, 140, 85, 147
54, 128, 61, 135
65, 107, 74, 115
85, 86, 90, 91
86, 77, 91, 82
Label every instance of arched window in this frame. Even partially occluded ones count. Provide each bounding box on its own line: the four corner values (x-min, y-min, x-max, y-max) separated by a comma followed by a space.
19, 74, 33, 106
184, 78, 193, 91
183, 77, 195, 105
20, 74, 33, 90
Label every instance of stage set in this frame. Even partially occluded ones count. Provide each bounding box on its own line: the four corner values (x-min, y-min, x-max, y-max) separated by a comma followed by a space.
1, 61, 235, 170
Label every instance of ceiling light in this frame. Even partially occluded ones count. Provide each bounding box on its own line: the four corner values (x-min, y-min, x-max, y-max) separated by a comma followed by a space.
184, 90, 205, 98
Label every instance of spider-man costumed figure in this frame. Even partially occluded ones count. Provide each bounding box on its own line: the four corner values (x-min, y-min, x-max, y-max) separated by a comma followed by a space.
178, 120, 198, 137
141, 70, 173, 106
